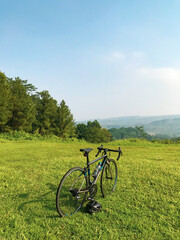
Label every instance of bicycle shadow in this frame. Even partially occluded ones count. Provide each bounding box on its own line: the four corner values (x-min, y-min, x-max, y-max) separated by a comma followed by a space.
18, 183, 100, 219
18, 183, 59, 219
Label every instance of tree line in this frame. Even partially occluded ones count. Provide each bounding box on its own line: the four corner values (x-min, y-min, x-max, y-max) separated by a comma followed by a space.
109, 126, 151, 140
0, 71, 111, 142
108, 126, 174, 140
1, 71, 175, 143
0, 71, 75, 138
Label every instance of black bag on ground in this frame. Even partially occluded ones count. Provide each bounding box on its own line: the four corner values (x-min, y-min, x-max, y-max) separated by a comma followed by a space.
86, 201, 102, 214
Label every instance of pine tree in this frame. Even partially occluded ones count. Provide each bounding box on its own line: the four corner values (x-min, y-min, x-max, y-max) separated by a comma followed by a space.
56, 100, 75, 138
34, 91, 58, 134
0, 72, 11, 132
7, 77, 36, 131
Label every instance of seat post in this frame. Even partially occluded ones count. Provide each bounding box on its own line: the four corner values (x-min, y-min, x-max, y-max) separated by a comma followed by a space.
86, 153, 91, 186
86, 154, 89, 166
80, 148, 93, 166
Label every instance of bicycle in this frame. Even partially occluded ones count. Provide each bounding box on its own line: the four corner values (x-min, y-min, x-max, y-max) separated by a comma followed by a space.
56, 145, 123, 217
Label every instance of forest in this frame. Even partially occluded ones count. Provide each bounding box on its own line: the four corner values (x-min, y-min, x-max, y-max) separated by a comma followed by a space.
0, 71, 112, 143
0, 71, 75, 137
1, 71, 179, 143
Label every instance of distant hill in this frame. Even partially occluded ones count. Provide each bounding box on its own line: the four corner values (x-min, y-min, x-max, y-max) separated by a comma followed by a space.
144, 118, 180, 137
98, 115, 180, 128
77, 114, 180, 138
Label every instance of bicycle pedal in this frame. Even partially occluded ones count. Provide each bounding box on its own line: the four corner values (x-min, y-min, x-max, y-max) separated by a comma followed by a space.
76, 196, 81, 200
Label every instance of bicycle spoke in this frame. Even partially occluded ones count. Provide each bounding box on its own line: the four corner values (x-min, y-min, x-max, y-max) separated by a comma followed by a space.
56, 167, 87, 217
69, 172, 83, 190
100, 159, 117, 197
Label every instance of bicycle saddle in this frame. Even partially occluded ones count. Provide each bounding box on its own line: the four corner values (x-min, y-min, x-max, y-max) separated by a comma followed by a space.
80, 148, 93, 154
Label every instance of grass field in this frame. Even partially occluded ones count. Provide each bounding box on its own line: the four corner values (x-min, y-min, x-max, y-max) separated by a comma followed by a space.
0, 139, 179, 239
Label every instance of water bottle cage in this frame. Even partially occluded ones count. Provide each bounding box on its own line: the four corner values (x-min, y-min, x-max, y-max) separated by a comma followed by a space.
92, 163, 101, 178
92, 170, 98, 178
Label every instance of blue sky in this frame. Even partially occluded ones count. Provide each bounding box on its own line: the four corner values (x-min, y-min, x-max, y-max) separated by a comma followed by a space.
1, 0, 180, 120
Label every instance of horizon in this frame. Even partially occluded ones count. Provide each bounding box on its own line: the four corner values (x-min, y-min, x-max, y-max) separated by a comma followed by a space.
77, 113, 180, 123
1, 0, 180, 121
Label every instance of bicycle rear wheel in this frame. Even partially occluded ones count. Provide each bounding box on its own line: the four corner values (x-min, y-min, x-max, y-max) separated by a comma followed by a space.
56, 167, 88, 217
100, 159, 117, 197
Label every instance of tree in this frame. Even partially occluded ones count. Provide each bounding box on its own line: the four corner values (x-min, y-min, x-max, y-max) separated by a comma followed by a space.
87, 120, 101, 129
76, 123, 88, 139
0, 72, 12, 131
109, 126, 150, 140
99, 128, 112, 142
34, 91, 58, 134
6, 77, 36, 131
86, 120, 111, 143
56, 100, 75, 138
135, 125, 148, 139
76, 120, 112, 143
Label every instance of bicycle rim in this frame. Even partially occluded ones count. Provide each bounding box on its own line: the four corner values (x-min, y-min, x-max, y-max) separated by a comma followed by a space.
100, 159, 117, 197
56, 167, 88, 217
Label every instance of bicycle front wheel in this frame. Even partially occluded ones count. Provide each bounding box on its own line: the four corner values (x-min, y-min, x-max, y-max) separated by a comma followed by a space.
56, 167, 88, 217
100, 159, 117, 197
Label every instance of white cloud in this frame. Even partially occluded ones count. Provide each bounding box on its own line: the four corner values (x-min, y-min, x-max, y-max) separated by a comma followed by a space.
137, 67, 180, 86
71, 50, 180, 119
105, 51, 180, 88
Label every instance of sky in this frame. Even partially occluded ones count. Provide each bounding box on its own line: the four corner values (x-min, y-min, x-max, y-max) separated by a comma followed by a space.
1, 0, 180, 121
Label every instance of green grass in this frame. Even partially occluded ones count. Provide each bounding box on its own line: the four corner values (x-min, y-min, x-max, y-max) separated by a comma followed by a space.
0, 139, 179, 239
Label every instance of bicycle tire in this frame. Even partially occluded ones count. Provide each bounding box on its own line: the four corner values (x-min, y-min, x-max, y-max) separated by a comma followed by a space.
56, 167, 88, 217
100, 159, 117, 197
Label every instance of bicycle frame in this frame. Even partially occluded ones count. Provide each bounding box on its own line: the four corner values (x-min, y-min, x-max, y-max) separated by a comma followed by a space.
73, 146, 122, 197
56, 145, 122, 217
84, 152, 108, 188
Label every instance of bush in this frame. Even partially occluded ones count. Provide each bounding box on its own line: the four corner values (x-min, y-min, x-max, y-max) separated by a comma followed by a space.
0, 131, 59, 141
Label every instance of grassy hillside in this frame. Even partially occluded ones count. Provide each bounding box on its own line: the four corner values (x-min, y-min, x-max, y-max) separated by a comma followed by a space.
0, 139, 179, 239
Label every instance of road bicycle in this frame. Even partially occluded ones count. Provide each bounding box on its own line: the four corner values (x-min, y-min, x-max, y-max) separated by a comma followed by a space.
56, 145, 123, 217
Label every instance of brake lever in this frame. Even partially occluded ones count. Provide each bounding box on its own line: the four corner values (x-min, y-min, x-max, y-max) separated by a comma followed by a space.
95, 150, 101, 157
117, 147, 123, 161
96, 145, 103, 157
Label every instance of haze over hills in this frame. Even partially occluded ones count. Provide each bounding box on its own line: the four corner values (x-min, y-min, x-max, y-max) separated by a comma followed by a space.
144, 118, 180, 138
78, 114, 180, 138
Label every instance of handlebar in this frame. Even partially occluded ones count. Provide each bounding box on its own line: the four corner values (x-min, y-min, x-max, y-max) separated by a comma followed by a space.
95, 145, 123, 161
